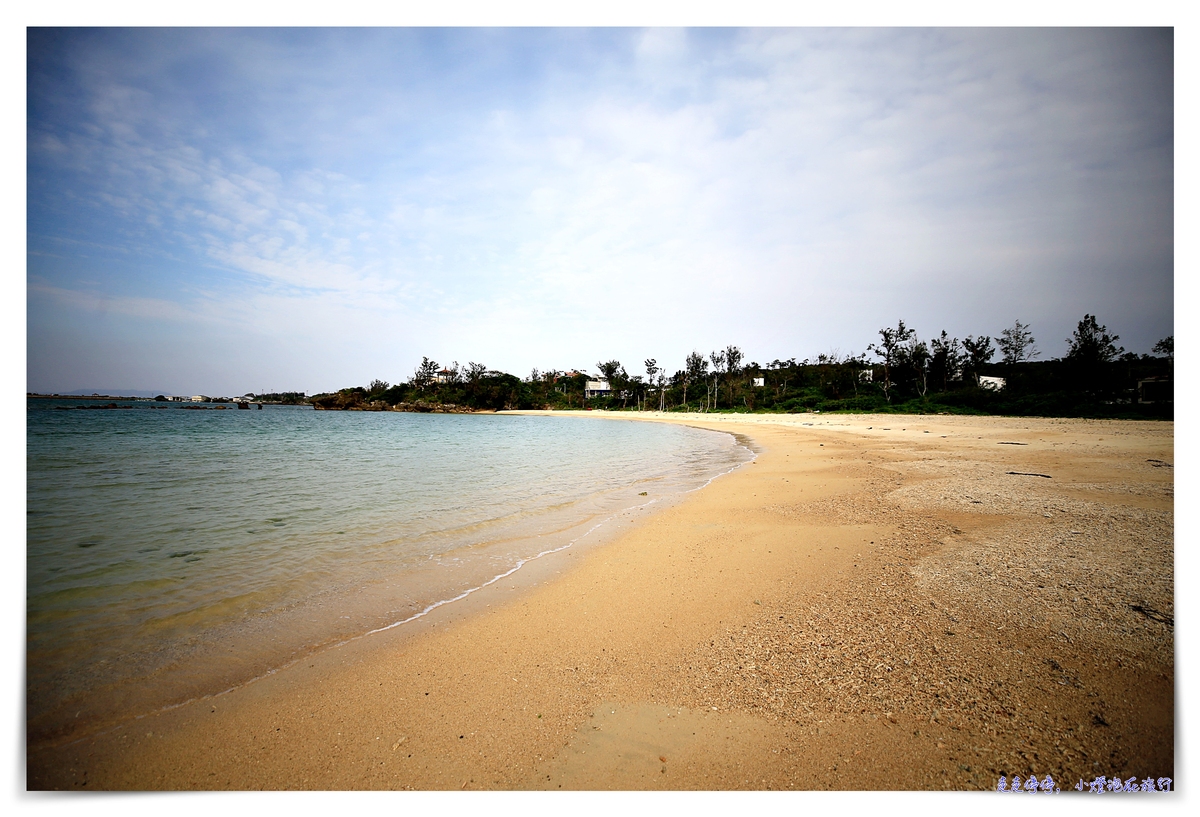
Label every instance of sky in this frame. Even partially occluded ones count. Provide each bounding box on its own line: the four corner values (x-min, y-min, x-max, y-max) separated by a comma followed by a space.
26, 27, 1174, 397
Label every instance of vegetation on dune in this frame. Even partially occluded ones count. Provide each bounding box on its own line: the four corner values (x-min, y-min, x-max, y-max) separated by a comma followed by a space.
308, 315, 1173, 419
252, 391, 308, 405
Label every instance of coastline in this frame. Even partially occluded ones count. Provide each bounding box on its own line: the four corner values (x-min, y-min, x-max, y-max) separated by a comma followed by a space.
25, 409, 751, 755
28, 411, 1173, 790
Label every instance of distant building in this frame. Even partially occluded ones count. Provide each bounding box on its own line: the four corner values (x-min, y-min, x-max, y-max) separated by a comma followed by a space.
752, 377, 765, 387
858, 369, 873, 383
978, 376, 1006, 392
1138, 377, 1172, 404
434, 368, 455, 384
585, 380, 611, 398
191, 395, 210, 402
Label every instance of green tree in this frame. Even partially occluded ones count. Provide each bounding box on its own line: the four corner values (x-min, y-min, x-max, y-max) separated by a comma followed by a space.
643, 358, 658, 411
683, 350, 707, 408
412, 358, 439, 390
707, 350, 725, 410
614, 365, 631, 407
868, 320, 915, 403
1065, 315, 1123, 366
767, 357, 797, 401
908, 337, 931, 397
723, 345, 744, 406
961, 335, 995, 384
596, 361, 619, 384
998, 320, 1039, 364
1153, 335, 1173, 362
596, 360, 621, 392
596, 360, 628, 406
461, 362, 486, 399
929, 331, 962, 391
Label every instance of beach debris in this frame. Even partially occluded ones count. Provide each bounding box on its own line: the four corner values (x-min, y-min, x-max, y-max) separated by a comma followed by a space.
392, 736, 407, 751
1006, 471, 1051, 479
1130, 604, 1173, 627
638, 492, 648, 496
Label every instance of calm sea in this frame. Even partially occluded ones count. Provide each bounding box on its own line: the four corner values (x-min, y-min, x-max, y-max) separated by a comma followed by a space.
26, 399, 751, 745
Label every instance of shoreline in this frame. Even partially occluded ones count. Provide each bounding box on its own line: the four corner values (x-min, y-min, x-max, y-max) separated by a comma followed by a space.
26, 412, 752, 755
28, 412, 1173, 790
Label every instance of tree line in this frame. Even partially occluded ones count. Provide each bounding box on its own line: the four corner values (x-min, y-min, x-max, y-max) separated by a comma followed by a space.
309, 314, 1173, 419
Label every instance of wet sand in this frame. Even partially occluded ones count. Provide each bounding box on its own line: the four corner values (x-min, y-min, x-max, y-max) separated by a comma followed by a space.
27, 412, 1173, 790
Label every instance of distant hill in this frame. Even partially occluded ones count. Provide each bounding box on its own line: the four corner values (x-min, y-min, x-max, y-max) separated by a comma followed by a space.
58, 389, 166, 398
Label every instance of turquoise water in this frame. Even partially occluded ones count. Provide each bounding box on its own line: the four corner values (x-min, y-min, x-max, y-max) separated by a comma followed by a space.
26, 400, 750, 744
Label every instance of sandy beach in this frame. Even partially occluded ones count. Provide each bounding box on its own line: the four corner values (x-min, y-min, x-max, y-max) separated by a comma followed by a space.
27, 411, 1173, 791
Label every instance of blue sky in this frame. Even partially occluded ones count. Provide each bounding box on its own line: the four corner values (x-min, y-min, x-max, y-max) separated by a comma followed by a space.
26, 27, 1173, 396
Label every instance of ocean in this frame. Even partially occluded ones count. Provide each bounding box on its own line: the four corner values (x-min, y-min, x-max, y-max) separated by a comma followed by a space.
26, 399, 752, 746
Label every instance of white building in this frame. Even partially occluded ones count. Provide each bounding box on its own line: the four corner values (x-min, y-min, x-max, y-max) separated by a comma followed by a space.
584, 380, 611, 398
978, 376, 1006, 392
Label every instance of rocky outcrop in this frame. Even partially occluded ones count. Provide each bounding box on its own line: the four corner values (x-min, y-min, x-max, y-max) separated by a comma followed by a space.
310, 393, 482, 413
389, 402, 479, 414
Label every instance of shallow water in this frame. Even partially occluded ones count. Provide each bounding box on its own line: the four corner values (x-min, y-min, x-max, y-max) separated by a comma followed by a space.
26, 400, 751, 744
